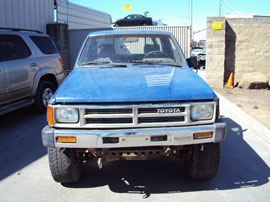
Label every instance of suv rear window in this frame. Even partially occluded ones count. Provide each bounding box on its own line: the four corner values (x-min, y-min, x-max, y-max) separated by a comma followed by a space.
0, 35, 31, 62
30, 36, 58, 54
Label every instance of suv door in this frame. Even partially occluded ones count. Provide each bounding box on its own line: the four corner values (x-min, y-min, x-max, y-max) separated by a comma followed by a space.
0, 63, 8, 105
0, 34, 33, 103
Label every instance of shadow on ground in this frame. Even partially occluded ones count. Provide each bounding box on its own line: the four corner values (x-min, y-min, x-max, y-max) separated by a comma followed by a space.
0, 107, 47, 181
65, 117, 270, 198
0, 109, 269, 198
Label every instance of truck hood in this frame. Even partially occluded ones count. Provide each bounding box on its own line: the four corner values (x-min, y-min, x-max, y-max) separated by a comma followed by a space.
54, 65, 217, 103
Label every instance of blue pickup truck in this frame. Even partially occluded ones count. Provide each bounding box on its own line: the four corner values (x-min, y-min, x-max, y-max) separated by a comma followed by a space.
41, 30, 226, 184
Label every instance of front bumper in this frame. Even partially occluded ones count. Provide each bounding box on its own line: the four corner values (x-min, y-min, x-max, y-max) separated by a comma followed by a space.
42, 121, 226, 148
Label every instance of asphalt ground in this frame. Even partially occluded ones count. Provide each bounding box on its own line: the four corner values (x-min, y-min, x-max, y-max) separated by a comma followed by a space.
0, 95, 270, 201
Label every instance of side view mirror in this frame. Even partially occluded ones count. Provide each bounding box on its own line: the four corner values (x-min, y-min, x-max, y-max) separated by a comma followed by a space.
187, 56, 199, 69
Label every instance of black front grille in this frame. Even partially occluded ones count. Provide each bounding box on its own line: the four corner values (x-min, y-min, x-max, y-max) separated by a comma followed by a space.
85, 108, 132, 114
83, 105, 187, 127
138, 116, 184, 124
86, 118, 133, 124
138, 107, 185, 114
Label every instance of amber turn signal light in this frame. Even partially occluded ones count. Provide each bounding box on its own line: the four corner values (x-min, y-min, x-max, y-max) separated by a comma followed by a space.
193, 132, 213, 139
57, 136, 77, 143
47, 106, 54, 126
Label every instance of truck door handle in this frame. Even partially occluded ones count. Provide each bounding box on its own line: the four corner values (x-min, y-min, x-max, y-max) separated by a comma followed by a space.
30, 63, 38, 67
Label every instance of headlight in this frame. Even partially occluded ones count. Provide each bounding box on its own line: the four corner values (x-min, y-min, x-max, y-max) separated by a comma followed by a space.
55, 108, 79, 123
191, 104, 214, 120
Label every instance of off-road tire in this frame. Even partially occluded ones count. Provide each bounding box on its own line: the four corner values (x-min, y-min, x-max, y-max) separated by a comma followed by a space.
184, 143, 220, 180
48, 148, 81, 184
35, 80, 56, 113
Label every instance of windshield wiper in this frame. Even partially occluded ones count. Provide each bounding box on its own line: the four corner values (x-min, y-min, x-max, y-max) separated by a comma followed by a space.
100, 63, 127, 68
130, 60, 182, 67
80, 61, 126, 67
130, 60, 157, 65
157, 63, 182, 67
80, 61, 110, 66
111, 63, 127, 67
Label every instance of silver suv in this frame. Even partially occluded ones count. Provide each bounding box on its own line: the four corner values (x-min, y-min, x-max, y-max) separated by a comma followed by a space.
0, 28, 65, 115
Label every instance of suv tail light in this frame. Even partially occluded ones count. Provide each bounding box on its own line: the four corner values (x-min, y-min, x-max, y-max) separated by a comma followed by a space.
58, 57, 64, 68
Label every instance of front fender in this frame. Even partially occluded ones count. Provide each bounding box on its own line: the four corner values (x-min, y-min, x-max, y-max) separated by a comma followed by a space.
32, 66, 56, 96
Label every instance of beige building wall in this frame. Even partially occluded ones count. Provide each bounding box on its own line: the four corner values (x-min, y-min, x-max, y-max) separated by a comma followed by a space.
206, 17, 270, 88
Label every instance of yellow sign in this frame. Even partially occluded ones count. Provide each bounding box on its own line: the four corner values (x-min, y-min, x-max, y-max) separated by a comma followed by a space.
212, 22, 223, 30
123, 4, 131, 11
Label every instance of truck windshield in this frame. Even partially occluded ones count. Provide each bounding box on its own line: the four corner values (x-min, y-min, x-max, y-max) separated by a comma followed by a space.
78, 34, 185, 67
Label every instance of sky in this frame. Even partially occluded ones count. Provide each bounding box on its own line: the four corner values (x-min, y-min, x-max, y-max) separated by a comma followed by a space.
69, 0, 270, 31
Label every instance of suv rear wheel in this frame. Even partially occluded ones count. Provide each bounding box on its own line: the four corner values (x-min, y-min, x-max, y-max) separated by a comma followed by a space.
184, 143, 220, 180
48, 148, 81, 184
35, 80, 56, 113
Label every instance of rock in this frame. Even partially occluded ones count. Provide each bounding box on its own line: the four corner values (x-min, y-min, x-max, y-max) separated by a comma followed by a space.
239, 72, 269, 89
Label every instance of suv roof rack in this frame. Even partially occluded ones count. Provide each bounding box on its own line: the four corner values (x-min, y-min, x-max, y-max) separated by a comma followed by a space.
0, 28, 43, 34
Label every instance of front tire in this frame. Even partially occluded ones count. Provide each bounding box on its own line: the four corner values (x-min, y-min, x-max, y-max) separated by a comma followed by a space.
35, 81, 56, 113
184, 143, 220, 180
48, 148, 81, 184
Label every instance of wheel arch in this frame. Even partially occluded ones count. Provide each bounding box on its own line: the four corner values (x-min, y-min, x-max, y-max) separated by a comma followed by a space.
32, 67, 58, 96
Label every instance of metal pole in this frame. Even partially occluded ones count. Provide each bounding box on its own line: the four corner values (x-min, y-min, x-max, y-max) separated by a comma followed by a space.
189, 0, 192, 34
67, 0, 69, 25
189, 0, 193, 55
219, 0, 221, 16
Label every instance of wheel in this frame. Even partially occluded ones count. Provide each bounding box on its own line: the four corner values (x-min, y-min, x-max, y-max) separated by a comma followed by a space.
48, 148, 81, 184
143, 50, 170, 59
35, 81, 56, 113
184, 143, 220, 180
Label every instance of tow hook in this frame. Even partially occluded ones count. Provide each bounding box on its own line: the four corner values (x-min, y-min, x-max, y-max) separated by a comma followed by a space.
200, 144, 204, 151
97, 157, 103, 169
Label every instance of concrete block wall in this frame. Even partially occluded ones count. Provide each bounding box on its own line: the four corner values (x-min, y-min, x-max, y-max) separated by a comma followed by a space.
206, 17, 270, 88
225, 18, 270, 85
205, 17, 226, 88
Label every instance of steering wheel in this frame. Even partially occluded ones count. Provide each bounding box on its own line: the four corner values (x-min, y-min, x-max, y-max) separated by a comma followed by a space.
143, 50, 170, 59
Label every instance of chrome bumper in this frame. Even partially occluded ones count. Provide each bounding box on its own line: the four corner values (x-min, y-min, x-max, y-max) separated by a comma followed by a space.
41, 122, 227, 148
